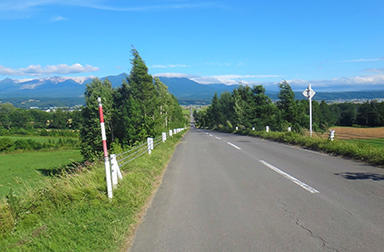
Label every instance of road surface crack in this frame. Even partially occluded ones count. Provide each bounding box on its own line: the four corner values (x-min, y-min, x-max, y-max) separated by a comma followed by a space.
295, 218, 340, 252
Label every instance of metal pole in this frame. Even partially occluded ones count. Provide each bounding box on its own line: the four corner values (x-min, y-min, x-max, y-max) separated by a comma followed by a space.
309, 96, 313, 137
98, 97, 113, 199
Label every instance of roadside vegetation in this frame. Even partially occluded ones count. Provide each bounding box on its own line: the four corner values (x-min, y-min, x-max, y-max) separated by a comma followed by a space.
0, 133, 184, 251
0, 49, 188, 251
194, 82, 384, 166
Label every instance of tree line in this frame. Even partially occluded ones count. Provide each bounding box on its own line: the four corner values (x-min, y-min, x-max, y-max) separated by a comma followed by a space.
0, 103, 81, 131
194, 81, 384, 132
80, 49, 186, 160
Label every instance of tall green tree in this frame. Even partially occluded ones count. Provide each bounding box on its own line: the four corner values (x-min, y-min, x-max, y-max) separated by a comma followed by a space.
277, 81, 300, 130
113, 49, 157, 145
80, 78, 114, 161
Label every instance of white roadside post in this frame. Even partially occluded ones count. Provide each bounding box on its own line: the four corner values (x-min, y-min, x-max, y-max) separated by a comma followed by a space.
147, 137, 152, 154
288, 127, 292, 132
252, 127, 255, 131
150, 137, 154, 150
236, 126, 238, 131
302, 83, 316, 137
329, 129, 335, 141
169, 129, 173, 137
110, 154, 119, 187
162, 132, 167, 142
97, 97, 113, 199
266, 126, 270, 133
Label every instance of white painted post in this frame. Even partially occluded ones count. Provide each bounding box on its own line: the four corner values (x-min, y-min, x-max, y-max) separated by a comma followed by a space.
173, 129, 176, 134
266, 126, 270, 132
309, 94, 313, 137
288, 127, 292, 132
252, 127, 255, 131
110, 154, 118, 187
162, 132, 166, 142
236, 126, 238, 131
110, 154, 122, 180
329, 130, 335, 141
147, 137, 152, 154
150, 137, 154, 150
169, 129, 173, 137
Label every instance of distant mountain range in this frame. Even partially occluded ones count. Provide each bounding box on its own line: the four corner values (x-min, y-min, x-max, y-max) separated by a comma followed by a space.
1, 73, 384, 107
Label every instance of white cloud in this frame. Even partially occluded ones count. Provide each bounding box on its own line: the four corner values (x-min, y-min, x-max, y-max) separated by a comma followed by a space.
154, 73, 281, 85
342, 57, 384, 63
0, 63, 99, 76
0, 0, 218, 18
153, 73, 191, 78
151, 64, 189, 69
287, 74, 384, 89
365, 68, 384, 73
51, 15, 67, 22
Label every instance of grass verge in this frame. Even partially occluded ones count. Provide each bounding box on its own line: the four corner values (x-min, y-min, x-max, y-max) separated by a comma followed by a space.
0, 131, 186, 251
219, 128, 384, 167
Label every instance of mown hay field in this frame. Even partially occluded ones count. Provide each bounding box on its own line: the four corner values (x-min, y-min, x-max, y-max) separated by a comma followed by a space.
330, 126, 384, 139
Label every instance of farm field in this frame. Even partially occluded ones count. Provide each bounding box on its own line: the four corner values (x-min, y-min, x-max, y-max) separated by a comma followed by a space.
327, 127, 384, 148
0, 149, 82, 197
330, 126, 384, 139
0, 135, 78, 143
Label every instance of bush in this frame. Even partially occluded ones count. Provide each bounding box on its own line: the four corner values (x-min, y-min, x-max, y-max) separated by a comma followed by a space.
0, 138, 14, 152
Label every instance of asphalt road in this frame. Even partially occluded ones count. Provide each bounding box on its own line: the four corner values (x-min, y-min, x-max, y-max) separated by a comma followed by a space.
130, 128, 384, 252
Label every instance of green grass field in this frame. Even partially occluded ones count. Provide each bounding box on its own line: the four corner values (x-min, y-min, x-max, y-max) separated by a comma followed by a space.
343, 138, 384, 148
0, 150, 82, 197
0, 135, 78, 144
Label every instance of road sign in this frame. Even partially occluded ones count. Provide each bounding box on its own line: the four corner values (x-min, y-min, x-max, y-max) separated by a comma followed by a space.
302, 86, 316, 99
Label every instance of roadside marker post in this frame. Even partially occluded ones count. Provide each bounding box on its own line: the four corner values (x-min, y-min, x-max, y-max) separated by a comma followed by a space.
303, 84, 316, 137
97, 97, 113, 199
162, 132, 167, 142
266, 126, 270, 133
329, 130, 335, 141
147, 137, 152, 154
110, 154, 119, 187
288, 127, 292, 132
169, 129, 173, 137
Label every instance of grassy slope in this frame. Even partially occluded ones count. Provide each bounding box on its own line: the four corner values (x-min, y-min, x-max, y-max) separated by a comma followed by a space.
0, 150, 82, 197
0, 132, 185, 251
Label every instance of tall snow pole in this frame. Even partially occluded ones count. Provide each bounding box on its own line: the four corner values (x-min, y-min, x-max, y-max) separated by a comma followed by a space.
309, 84, 313, 137
302, 84, 316, 137
98, 97, 113, 199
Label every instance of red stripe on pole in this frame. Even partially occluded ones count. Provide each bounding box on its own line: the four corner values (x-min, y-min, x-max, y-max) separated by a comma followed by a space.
99, 105, 104, 123
102, 140, 108, 157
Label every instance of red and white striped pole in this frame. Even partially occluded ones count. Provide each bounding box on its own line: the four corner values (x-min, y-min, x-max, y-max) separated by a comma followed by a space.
98, 97, 113, 199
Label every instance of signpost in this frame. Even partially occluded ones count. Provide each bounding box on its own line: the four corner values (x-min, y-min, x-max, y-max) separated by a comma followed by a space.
302, 84, 316, 137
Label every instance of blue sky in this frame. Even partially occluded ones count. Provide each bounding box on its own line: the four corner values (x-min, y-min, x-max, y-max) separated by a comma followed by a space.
1, 0, 384, 87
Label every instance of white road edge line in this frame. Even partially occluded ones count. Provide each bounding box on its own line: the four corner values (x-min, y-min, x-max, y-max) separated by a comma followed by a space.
215, 136, 222, 140
227, 142, 241, 150
259, 160, 319, 194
